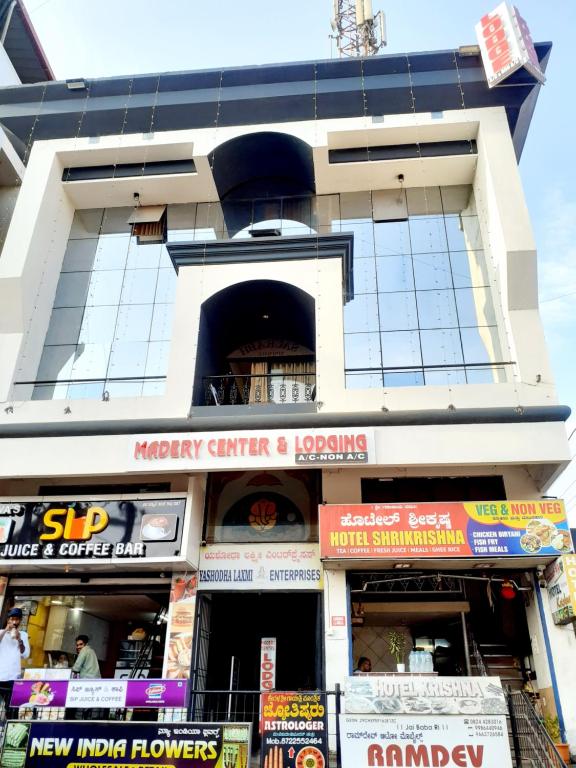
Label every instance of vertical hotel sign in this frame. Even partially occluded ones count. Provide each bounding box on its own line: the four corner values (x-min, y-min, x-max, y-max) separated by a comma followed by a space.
475, 3, 545, 88
545, 555, 576, 625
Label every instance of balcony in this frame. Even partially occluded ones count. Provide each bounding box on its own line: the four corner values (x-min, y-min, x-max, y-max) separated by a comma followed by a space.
204, 373, 316, 406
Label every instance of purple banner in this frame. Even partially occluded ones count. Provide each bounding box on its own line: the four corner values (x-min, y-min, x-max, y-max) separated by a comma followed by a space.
125, 679, 188, 707
10, 679, 188, 709
11, 680, 68, 708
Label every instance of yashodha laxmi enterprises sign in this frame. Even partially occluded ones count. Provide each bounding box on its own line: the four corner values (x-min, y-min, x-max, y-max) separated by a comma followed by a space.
130, 429, 374, 469
319, 500, 571, 559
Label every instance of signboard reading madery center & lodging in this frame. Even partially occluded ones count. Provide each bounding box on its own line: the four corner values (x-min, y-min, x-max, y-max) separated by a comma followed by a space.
320, 500, 571, 559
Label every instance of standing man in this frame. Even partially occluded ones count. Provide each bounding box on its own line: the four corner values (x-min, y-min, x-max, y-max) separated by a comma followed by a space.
0, 608, 30, 682
72, 635, 100, 679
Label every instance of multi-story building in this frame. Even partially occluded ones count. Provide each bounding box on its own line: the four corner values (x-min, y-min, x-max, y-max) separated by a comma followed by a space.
0, 5, 574, 761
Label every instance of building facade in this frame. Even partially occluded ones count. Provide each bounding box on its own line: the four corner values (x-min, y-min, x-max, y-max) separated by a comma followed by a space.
0, 15, 574, 760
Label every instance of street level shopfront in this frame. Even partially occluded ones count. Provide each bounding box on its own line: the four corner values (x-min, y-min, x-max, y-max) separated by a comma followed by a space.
0, 497, 195, 685
320, 499, 571, 720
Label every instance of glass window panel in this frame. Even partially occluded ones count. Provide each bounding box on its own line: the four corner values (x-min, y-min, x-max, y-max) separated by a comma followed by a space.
62, 238, 98, 272
461, 327, 502, 365
376, 255, 415, 292
142, 380, 166, 396
226, 201, 255, 238
381, 330, 422, 368
340, 191, 372, 221
151, 303, 175, 341
32, 383, 69, 400
341, 220, 374, 259
444, 216, 468, 251
378, 291, 418, 331
413, 252, 452, 290
45, 307, 83, 345
284, 197, 312, 229
100, 207, 133, 235
344, 293, 380, 333
94, 235, 129, 270
450, 251, 475, 288
406, 187, 443, 216
344, 332, 382, 369
440, 185, 472, 215
86, 270, 124, 306
69, 209, 104, 239
420, 329, 463, 367
108, 340, 148, 378
37, 345, 75, 381
120, 269, 158, 304
346, 372, 383, 389
353, 257, 377, 294
105, 381, 144, 398
126, 238, 162, 269
384, 370, 425, 387
145, 341, 171, 376
417, 289, 458, 329
374, 220, 411, 256
460, 215, 483, 251
54, 272, 91, 308
159, 246, 172, 269
425, 368, 467, 386
455, 286, 497, 327
67, 382, 104, 399
155, 268, 178, 303
167, 203, 197, 237
69, 343, 111, 379
195, 202, 225, 239
115, 304, 153, 342
313, 194, 340, 233
79, 305, 118, 344
409, 216, 448, 253
466, 367, 506, 384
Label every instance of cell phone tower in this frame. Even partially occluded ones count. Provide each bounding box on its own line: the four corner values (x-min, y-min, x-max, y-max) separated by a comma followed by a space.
330, 0, 387, 57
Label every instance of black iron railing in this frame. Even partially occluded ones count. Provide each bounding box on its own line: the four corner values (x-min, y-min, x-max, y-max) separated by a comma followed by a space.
204, 374, 316, 406
507, 690, 567, 767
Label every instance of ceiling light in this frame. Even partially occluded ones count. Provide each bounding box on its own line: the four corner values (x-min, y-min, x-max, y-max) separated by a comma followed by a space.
66, 78, 87, 90
472, 562, 495, 569
458, 45, 480, 57
393, 563, 412, 569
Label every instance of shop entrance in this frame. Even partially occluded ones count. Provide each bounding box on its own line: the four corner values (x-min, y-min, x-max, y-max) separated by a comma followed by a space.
196, 592, 322, 692
6, 583, 170, 679
350, 571, 533, 689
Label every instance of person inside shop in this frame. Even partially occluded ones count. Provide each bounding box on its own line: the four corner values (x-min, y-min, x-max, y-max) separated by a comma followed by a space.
72, 635, 101, 679
354, 656, 372, 674
54, 653, 69, 668
0, 607, 30, 683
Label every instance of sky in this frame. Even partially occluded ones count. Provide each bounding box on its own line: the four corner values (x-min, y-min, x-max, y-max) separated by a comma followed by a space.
21, 0, 576, 506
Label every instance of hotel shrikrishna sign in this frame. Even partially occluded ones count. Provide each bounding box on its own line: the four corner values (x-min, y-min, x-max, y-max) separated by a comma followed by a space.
320, 500, 570, 559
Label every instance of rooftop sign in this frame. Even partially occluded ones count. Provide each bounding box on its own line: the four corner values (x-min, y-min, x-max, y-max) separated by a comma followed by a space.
476, 3, 545, 88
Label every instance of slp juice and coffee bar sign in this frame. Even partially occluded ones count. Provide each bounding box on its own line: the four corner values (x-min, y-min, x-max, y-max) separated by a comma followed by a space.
320, 500, 571, 559
0, 498, 185, 562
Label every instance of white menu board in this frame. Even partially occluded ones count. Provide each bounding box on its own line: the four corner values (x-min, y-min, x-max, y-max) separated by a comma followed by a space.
340, 714, 512, 768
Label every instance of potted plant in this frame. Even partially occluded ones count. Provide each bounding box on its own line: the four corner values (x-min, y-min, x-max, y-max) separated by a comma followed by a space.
386, 629, 406, 673
543, 715, 570, 763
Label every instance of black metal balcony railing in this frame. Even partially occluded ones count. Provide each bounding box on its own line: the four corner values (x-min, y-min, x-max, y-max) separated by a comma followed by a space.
203, 374, 316, 406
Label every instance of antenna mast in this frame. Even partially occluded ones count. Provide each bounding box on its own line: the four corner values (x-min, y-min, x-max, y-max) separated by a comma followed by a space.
331, 0, 387, 58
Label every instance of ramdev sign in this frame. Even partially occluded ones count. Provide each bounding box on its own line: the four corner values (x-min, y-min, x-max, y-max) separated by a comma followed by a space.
319, 500, 570, 559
